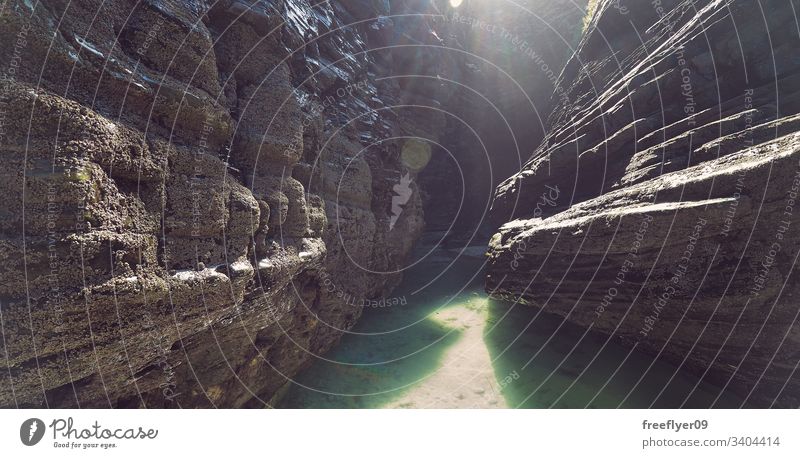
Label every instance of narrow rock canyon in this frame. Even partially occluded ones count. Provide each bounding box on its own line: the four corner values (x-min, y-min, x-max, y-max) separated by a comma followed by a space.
1, 0, 798, 409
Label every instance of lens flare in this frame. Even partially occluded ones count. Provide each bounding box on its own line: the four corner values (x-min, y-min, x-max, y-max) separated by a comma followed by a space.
400, 139, 432, 171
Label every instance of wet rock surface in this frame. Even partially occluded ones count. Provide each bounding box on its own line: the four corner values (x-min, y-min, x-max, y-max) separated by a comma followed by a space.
487, 0, 800, 407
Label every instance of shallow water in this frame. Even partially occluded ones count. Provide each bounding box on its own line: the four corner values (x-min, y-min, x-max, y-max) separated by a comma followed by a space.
277, 233, 745, 408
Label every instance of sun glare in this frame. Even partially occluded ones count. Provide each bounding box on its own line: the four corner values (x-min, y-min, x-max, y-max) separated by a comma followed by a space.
450, 0, 463, 7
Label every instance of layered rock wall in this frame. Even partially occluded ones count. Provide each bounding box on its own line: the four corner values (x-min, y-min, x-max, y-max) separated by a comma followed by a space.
487, 0, 800, 407
0, 0, 449, 408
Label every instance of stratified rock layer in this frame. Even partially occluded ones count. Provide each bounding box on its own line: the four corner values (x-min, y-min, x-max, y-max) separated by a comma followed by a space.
487, 0, 800, 407
0, 0, 448, 408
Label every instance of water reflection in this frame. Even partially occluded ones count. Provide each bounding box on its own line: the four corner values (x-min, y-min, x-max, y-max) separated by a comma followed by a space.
277, 234, 744, 408
484, 300, 743, 408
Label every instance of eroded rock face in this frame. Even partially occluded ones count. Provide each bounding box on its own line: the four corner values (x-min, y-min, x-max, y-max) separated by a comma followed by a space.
487, 0, 800, 407
0, 0, 449, 408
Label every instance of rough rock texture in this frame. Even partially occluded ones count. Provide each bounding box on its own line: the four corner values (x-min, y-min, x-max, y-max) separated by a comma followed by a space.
0, 0, 454, 408
487, 0, 800, 407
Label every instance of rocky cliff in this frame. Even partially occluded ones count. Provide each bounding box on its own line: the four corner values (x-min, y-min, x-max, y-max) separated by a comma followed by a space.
0, 0, 464, 408
0, 0, 593, 408
487, 0, 800, 407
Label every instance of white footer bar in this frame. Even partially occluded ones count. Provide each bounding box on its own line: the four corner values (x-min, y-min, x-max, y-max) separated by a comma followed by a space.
1, 409, 797, 457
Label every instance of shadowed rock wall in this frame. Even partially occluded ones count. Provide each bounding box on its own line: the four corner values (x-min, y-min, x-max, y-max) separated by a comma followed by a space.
487, 0, 800, 407
0, 0, 453, 408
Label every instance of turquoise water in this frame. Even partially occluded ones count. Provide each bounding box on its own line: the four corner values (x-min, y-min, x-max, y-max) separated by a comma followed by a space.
277, 233, 745, 408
